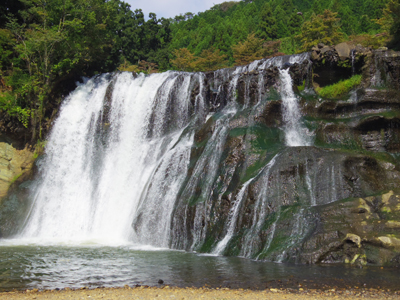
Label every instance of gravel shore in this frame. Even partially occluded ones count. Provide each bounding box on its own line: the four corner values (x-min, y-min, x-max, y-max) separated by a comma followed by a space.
0, 286, 399, 300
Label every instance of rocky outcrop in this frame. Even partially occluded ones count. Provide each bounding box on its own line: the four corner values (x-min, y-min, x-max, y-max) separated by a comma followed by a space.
300, 190, 400, 266
0, 142, 35, 199
168, 46, 400, 266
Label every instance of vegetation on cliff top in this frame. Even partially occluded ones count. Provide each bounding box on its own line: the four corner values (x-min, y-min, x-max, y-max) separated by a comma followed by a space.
0, 0, 399, 140
315, 75, 362, 99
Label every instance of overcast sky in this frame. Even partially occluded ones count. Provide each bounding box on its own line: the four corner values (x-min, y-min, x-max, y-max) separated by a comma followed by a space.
124, 0, 239, 19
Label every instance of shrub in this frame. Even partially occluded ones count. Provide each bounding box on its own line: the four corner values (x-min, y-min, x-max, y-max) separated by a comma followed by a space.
315, 75, 362, 98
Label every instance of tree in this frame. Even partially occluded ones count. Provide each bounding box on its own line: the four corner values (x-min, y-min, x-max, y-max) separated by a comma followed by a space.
274, 6, 289, 38
1, 0, 119, 138
257, 3, 278, 40
378, 0, 400, 49
232, 33, 281, 66
296, 10, 345, 52
338, 5, 356, 35
0, 29, 15, 72
232, 33, 265, 65
311, 0, 323, 15
193, 48, 228, 71
0, 0, 24, 27
170, 48, 196, 71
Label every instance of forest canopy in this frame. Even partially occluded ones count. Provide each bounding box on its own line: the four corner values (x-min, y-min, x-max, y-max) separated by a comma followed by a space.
0, 0, 399, 138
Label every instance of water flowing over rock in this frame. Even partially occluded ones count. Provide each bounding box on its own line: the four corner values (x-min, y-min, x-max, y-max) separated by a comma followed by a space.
2, 49, 400, 266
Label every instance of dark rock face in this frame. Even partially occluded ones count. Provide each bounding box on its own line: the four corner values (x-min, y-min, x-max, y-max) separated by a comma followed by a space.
301, 190, 400, 266
168, 47, 400, 266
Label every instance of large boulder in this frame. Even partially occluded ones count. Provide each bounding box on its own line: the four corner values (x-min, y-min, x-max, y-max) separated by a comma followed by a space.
335, 42, 353, 61
0, 142, 35, 199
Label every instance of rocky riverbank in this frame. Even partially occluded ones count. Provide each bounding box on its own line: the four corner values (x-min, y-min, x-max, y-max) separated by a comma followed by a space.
0, 286, 399, 300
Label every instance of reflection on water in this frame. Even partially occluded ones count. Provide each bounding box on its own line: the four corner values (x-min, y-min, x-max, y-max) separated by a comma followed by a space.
0, 245, 399, 291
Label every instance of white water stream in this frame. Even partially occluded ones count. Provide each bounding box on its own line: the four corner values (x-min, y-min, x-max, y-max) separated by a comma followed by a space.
20, 72, 199, 246
14, 53, 314, 257
279, 68, 312, 147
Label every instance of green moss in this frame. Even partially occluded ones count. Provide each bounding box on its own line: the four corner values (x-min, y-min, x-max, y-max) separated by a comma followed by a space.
265, 89, 280, 101
249, 126, 282, 152
261, 211, 279, 231
242, 150, 281, 182
223, 232, 243, 256
33, 140, 47, 159
316, 75, 362, 99
297, 80, 306, 92
229, 127, 247, 138
337, 60, 352, 69
10, 173, 22, 184
198, 235, 216, 253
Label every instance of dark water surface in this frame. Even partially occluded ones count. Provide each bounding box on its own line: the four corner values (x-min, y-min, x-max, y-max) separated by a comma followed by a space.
0, 244, 398, 291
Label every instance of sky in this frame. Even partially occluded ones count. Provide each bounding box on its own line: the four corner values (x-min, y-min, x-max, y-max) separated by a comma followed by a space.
124, 0, 239, 19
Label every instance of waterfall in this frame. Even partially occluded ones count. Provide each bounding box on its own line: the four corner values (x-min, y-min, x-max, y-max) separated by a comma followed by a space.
240, 155, 279, 258
351, 49, 356, 75
180, 106, 236, 250
260, 53, 310, 70
279, 69, 312, 147
20, 71, 199, 245
11, 51, 324, 262
212, 179, 251, 255
305, 160, 316, 206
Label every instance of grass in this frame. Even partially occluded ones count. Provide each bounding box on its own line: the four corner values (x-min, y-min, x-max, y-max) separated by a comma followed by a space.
316, 74, 362, 99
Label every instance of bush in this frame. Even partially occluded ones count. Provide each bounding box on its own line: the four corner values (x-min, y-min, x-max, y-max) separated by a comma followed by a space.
315, 75, 362, 98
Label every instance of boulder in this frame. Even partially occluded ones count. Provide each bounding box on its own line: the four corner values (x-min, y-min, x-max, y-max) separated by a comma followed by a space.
320, 46, 332, 54
344, 233, 361, 248
0, 142, 35, 199
335, 42, 352, 61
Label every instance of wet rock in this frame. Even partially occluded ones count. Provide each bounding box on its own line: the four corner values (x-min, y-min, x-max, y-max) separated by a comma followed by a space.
298, 190, 400, 266
344, 233, 361, 248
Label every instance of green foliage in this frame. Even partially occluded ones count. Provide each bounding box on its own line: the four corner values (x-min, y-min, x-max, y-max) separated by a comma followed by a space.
33, 139, 46, 159
257, 3, 278, 40
0, 29, 15, 71
316, 74, 362, 98
170, 47, 228, 71
348, 33, 388, 49
0, 0, 392, 137
232, 33, 280, 66
297, 80, 306, 92
296, 10, 345, 51
384, 0, 400, 49
0, 92, 30, 128
279, 36, 301, 55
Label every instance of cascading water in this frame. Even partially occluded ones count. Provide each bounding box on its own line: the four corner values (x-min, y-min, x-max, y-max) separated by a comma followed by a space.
14, 52, 318, 262
351, 49, 356, 75
279, 68, 312, 147
212, 179, 251, 255
240, 155, 279, 258
20, 71, 201, 245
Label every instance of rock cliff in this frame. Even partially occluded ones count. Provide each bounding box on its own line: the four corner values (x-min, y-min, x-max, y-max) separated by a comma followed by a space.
2, 45, 400, 266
